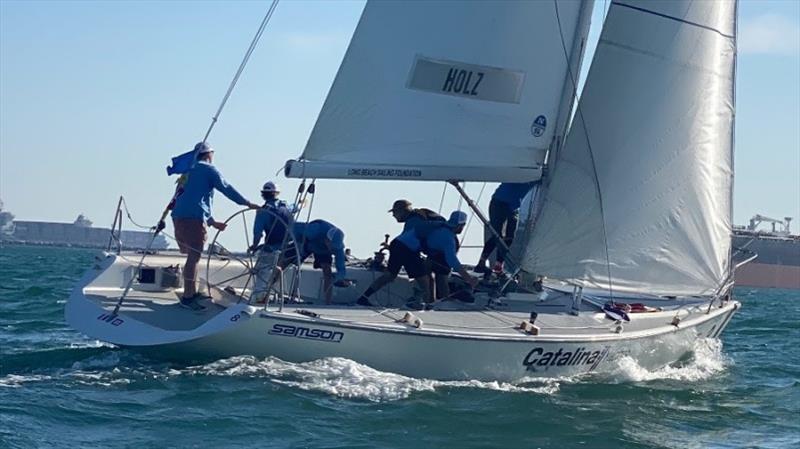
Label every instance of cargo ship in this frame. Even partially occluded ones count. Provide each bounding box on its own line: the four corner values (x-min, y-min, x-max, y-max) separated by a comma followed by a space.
0, 200, 168, 250
733, 214, 800, 290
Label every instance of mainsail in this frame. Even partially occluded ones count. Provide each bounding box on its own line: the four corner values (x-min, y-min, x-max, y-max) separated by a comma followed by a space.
286, 0, 591, 182
521, 0, 736, 296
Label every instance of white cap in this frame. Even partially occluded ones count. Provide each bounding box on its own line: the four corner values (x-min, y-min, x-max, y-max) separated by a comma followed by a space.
194, 142, 214, 154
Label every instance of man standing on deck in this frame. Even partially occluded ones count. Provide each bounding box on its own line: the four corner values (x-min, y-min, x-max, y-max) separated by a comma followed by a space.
249, 181, 295, 253
171, 142, 259, 310
475, 181, 539, 275
247, 181, 296, 303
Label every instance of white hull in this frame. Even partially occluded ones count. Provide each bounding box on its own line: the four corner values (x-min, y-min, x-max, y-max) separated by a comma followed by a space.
67, 252, 739, 381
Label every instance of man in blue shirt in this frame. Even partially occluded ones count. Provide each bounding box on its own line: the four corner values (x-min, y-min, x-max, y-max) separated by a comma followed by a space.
475, 181, 539, 274
247, 181, 296, 303
171, 142, 258, 310
355, 199, 434, 307
249, 181, 295, 253
291, 219, 351, 304
421, 211, 478, 302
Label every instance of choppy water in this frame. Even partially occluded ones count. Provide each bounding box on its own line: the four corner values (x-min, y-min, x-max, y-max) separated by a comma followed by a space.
1, 245, 798, 449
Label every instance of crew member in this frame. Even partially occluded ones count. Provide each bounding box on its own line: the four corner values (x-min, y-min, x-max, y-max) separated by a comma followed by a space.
355, 199, 434, 307
171, 142, 259, 310
247, 181, 297, 303
292, 219, 351, 304
475, 181, 539, 274
249, 181, 295, 253
424, 211, 479, 300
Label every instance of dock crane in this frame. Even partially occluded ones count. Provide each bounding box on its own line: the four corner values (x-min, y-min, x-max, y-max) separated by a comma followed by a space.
747, 214, 792, 235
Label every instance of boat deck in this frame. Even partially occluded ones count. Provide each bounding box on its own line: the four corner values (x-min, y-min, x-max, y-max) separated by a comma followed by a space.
84, 285, 711, 340
86, 288, 229, 331
258, 292, 711, 339
78, 251, 717, 340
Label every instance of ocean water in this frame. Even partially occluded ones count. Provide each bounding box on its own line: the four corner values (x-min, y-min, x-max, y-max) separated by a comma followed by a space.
0, 245, 798, 449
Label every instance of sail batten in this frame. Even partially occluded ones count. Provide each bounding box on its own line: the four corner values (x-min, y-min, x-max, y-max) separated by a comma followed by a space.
521, 0, 736, 296
287, 1, 590, 183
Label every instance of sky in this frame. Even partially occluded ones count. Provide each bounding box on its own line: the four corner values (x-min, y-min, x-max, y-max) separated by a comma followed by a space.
1, 0, 799, 259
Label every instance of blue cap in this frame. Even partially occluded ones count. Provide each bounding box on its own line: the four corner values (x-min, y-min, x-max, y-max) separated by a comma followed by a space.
448, 211, 468, 227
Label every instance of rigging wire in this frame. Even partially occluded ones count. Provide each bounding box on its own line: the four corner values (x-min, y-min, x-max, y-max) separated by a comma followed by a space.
202, 0, 280, 143
120, 197, 152, 231
553, 0, 615, 300
460, 182, 486, 246
437, 182, 447, 214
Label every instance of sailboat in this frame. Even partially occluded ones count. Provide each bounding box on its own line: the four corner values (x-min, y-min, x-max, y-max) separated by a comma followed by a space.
66, 0, 741, 381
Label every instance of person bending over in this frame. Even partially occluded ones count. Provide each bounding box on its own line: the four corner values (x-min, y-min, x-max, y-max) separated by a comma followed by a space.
355, 199, 435, 307
292, 219, 351, 304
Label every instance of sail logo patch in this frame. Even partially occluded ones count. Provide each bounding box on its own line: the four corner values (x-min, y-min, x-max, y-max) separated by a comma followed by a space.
407, 56, 525, 104
531, 115, 547, 137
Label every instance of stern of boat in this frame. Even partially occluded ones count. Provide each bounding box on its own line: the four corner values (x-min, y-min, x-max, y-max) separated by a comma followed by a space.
66, 251, 252, 347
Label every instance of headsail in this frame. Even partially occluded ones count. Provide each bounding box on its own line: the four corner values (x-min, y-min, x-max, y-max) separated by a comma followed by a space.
286, 0, 591, 182
521, 0, 736, 296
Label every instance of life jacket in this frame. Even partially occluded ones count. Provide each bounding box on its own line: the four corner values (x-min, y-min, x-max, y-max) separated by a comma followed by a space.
412, 208, 446, 222
408, 209, 448, 251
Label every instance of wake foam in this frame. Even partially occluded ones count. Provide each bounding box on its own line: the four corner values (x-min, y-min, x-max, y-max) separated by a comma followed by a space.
605, 338, 729, 382
1, 339, 729, 397
67, 340, 116, 350
70, 350, 123, 370
0, 374, 54, 388
176, 356, 564, 402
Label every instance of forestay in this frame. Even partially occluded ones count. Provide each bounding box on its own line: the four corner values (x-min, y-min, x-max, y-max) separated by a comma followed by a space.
521, 0, 736, 296
286, 0, 591, 182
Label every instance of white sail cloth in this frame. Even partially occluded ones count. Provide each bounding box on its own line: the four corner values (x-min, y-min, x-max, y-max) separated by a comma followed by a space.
521, 0, 736, 296
286, 0, 590, 182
